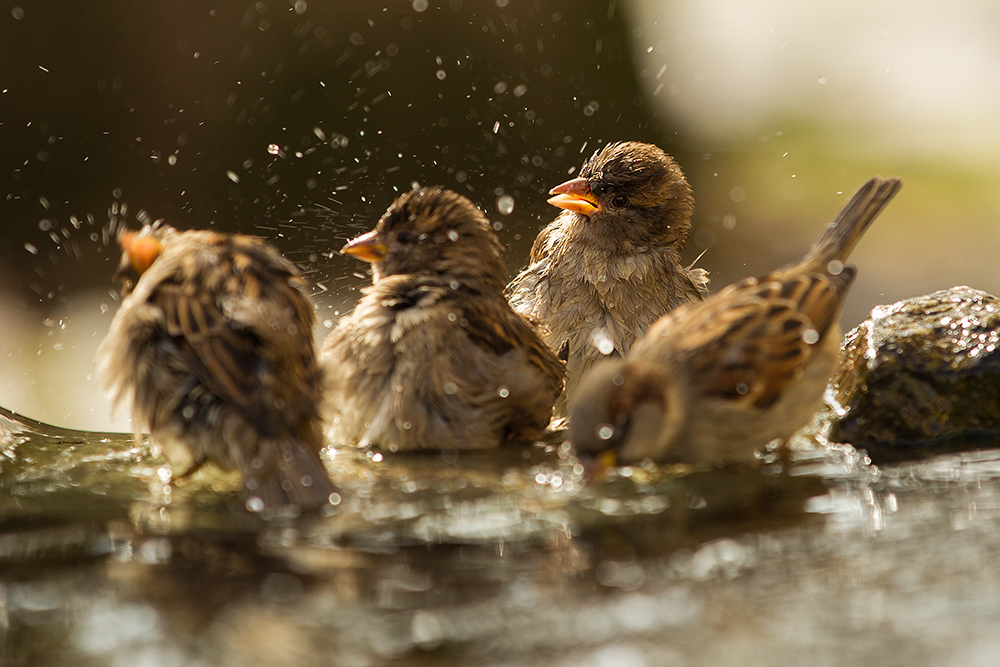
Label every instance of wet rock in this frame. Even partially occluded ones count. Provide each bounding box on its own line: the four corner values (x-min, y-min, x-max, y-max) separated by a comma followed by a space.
830, 286, 1000, 449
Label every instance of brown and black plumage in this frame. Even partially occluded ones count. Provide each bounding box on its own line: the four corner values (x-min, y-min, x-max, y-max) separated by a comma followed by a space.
570, 176, 903, 466
506, 141, 709, 407
97, 224, 338, 511
321, 187, 565, 451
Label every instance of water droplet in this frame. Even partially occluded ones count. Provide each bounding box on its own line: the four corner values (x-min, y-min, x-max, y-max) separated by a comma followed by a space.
226, 170, 240, 183
412, 0, 428, 11
598, 424, 615, 440
411, 611, 443, 649
817, 76, 828, 85
592, 329, 615, 355
497, 194, 514, 215
827, 260, 844, 275
267, 143, 280, 155
447, 230, 459, 242
436, 69, 446, 80
497, 386, 510, 398
246, 496, 265, 512
24, 242, 38, 255
802, 329, 820, 345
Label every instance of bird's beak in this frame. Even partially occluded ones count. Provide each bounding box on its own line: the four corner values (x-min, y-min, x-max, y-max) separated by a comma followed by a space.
580, 449, 618, 482
119, 231, 163, 276
547, 177, 600, 216
341, 230, 387, 263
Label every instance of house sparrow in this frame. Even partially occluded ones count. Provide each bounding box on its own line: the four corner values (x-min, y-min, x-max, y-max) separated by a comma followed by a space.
506, 141, 709, 407
320, 187, 565, 451
569, 176, 903, 467
97, 223, 339, 511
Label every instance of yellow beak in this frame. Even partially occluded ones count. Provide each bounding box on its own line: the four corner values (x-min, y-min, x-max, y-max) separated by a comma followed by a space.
547, 177, 600, 216
119, 231, 164, 276
341, 230, 387, 263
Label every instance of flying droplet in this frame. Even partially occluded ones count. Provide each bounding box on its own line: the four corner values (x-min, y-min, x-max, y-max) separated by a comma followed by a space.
497, 194, 514, 215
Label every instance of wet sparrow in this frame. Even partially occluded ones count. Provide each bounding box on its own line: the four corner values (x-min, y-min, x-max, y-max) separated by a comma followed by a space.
506, 141, 709, 407
570, 177, 903, 466
321, 187, 565, 451
97, 224, 339, 511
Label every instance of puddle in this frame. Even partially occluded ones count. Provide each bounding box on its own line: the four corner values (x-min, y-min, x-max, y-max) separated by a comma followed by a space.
3, 406, 1000, 665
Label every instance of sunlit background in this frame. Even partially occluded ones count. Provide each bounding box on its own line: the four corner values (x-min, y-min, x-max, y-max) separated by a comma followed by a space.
3, 0, 999, 431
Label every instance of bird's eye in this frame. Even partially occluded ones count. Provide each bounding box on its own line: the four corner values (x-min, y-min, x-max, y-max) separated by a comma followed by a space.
611, 194, 628, 208
397, 230, 416, 244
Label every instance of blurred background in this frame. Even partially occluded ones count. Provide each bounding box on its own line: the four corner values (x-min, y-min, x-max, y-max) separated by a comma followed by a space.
1, 0, 998, 431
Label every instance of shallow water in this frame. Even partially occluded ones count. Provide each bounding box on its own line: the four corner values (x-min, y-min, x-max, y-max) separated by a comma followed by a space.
3, 406, 1000, 666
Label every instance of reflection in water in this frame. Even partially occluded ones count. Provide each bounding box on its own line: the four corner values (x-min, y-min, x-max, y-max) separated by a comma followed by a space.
4, 405, 1000, 665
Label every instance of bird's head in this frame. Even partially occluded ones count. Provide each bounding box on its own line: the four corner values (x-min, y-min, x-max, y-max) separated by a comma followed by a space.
114, 223, 175, 295
569, 357, 679, 475
548, 141, 694, 249
342, 187, 508, 294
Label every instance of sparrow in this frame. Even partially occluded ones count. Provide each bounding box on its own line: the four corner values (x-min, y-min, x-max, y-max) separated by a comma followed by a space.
320, 187, 565, 451
505, 141, 709, 407
569, 176, 903, 467
97, 223, 339, 511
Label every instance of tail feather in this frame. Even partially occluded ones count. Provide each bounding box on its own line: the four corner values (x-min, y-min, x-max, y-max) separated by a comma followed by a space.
244, 438, 339, 512
804, 176, 903, 269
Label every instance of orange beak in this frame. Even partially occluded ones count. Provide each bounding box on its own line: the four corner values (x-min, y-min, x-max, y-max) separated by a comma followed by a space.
547, 177, 600, 216
119, 231, 164, 276
341, 230, 387, 263
579, 449, 618, 483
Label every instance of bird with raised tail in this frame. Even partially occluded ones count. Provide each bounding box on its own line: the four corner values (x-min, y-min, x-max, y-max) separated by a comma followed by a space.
97, 224, 339, 512
506, 141, 709, 408
569, 177, 903, 467
321, 187, 565, 451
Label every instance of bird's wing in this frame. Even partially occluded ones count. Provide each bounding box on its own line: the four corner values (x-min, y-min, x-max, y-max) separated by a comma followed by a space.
151, 242, 315, 418
459, 295, 565, 397
667, 271, 852, 408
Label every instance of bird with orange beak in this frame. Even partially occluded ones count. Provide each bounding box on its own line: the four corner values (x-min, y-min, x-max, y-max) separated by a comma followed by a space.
506, 141, 708, 408
321, 187, 564, 451
98, 223, 339, 512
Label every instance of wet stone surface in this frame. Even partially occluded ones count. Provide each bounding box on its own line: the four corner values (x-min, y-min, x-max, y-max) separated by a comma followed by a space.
5, 406, 1000, 665
830, 286, 1000, 454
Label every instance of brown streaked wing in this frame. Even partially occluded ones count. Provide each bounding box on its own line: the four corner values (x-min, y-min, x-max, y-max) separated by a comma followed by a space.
152, 279, 263, 411
678, 274, 847, 408
460, 296, 566, 396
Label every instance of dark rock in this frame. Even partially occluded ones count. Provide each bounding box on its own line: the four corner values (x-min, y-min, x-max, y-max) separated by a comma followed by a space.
829, 286, 1000, 447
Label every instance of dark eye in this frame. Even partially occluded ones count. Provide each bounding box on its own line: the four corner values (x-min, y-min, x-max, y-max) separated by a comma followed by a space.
397, 230, 416, 244
610, 194, 628, 208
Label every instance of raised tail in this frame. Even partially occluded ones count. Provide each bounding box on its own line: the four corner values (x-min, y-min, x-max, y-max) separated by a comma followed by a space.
804, 176, 903, 269
243, 433, 340, 513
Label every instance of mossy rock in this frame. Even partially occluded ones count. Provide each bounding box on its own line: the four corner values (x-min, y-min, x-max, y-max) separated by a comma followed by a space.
830, 286, 1000, 449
